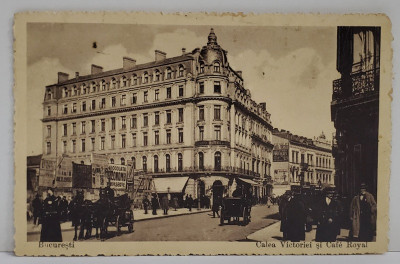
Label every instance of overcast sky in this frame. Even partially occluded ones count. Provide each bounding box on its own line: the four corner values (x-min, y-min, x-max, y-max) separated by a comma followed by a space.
27, 23, 340, 156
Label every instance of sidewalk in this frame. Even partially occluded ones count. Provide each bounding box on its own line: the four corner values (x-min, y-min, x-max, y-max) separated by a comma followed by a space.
247, 221, 350, 241
28, 207, 211, 235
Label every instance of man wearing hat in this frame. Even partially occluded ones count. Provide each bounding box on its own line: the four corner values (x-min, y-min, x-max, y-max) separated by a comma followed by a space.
350, 183, 377, 241
31, 193, 42, 226
40, 187, 62, 242
285, 185, 306, 242
315, 187, 342, 242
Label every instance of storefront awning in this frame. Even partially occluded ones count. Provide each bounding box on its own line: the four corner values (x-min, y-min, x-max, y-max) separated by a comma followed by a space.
153, 177, 189, 193
237, 177, 259, 186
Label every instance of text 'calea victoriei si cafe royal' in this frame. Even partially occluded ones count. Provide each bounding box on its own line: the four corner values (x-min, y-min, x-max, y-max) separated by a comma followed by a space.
38, 29, 275, 204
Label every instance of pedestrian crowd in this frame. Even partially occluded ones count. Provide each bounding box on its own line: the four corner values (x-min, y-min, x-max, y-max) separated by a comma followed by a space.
278, 183, 377, 242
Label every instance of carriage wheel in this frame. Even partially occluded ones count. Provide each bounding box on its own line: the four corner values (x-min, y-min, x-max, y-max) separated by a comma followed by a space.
116, 215, 121, 235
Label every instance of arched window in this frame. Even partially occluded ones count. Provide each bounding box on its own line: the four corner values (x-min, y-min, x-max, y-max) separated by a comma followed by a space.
142, 156, 147, 172
101, 80, 106, 91
132, 74, 138, 85
82, 84, 86, 95
121, 157, 125, 165
154, 155, 159, 172
178, 153, 183, 172
166, 67, 172, 79
122, 76, 127, 87
110, 158, 114, 164
155, 70, 160, 82
46, 90, 52, 100
111, 78, 117, 89
214, 61, 220, 73
63, 87, 68, 97
166, 154, 171, 172
143, 72, 149, 83
91, 82, 96, 93
81, 161, 85, 165
198, 152, 204, 170
214, 151, 221, 171
199, 62, 205, 74
73, 85, 77, 96
131, 157, 136, 169
178, 65, 184, 77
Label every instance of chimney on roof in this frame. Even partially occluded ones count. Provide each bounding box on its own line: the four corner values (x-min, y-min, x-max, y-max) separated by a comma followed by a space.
91, 64, 103, 75
123, 57, 136, 70
155, 50, 167, 61
236, 71, 242, 77
260, 102, 266, 110
75, 72, 79, 79
182, 48, 186, 55
57, 72, 69, 83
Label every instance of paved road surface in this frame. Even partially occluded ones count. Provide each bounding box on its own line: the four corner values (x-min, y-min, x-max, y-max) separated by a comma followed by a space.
28, 204, 279, 242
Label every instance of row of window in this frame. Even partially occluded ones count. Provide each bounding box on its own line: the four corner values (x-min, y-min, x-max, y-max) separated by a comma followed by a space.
290, 151, 332, 168
116, 151, 222, 172
46, 124, 226, 155
56, 65, 189, 99
47, 81, 223, 117
56, 110, 185, 138
48, 61, 223, 100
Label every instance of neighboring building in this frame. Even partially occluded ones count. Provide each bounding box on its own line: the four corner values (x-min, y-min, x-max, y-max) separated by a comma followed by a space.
40, 29, 274, 203
271, 129, 335, 196
331, 27, 380, 200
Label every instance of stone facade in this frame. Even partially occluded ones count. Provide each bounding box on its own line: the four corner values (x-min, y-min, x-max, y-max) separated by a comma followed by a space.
41, 29, 274, 202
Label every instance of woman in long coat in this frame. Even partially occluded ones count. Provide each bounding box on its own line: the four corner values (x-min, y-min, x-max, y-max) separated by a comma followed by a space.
40, 188, 62, 242
350, 184, 377, 241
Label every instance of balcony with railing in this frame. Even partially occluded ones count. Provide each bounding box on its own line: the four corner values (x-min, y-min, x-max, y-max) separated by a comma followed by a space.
130, 166, 264, 178
332, 68, 379, 101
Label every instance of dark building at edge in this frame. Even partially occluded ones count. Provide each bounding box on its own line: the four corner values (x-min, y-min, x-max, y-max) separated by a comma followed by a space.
331, 26, 380, 200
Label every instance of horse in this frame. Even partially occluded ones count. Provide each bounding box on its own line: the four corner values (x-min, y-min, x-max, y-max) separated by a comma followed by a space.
69, 191, 85, 241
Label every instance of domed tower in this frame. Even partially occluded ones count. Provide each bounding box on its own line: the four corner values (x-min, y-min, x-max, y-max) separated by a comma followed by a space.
194, 28, 231, 186
198, 28, 229, 75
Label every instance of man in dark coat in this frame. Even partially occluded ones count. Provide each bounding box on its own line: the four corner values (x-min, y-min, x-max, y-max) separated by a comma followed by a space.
279, 190, 291, 240
40, 188, 62, 242
151, 194, 158, 215
32, 194, 42, 226
315, 187, 342, 242
104, 182, 115, 200
212, 195, 221, 218
232, 185, 243, 198
142, 195, 150, 214
187, 195, 193, 211
285, 186, 306, 242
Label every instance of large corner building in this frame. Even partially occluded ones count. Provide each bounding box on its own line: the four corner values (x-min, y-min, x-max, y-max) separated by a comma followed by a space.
40, 29, 274, 203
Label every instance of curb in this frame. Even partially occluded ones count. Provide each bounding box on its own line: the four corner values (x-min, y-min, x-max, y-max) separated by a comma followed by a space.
27, 209, 212, 235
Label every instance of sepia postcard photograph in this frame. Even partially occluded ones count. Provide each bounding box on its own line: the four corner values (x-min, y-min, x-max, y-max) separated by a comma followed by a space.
13, 12, 392, 256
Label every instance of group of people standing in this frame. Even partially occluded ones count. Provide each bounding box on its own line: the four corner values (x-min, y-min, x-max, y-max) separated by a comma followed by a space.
142, 194, 195, 216
279, 183, 377, 242
30, 188, 65, 242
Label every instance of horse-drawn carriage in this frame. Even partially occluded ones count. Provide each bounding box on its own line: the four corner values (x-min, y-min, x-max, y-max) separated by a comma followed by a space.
70, 188, 134, 241
220, 197, 251, 226
96, 189, 134, 238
